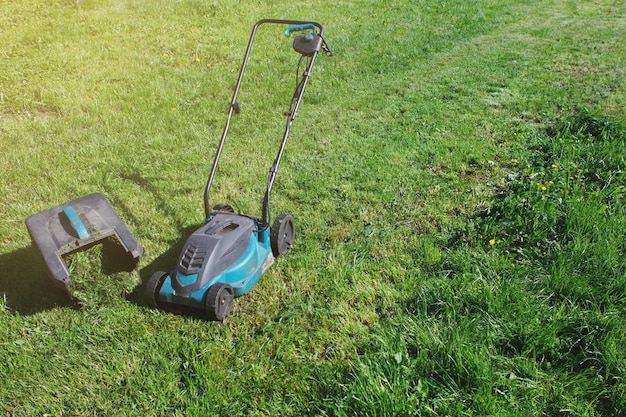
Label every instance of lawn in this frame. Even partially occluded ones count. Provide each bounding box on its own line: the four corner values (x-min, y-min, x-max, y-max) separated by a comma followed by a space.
1, 0, 624, 415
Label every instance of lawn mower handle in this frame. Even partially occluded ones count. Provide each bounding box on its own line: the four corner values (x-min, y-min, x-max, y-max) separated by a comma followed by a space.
204, 19, 330, 222
285, 23, 317, 36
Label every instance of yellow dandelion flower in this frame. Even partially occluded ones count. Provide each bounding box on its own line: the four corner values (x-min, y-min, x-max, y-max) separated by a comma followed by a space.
489, 239, 496, 246
551, 163, 558, 170
541, 186, 547, 191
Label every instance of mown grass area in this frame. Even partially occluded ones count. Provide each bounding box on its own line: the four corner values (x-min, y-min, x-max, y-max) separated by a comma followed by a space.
1, 0, 625, 415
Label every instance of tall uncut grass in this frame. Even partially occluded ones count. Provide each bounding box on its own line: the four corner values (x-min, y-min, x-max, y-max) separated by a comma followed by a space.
1, 0, 625, 415
337, 110, 625, 416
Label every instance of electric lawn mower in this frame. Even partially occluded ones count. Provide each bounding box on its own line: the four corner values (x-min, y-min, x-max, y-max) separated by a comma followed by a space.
145, 19, 332, 320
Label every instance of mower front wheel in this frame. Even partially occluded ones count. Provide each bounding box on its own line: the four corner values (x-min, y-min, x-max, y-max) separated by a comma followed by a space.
145, 271, 168, 308
271, 214, 295, 257
205, 283, 235, 321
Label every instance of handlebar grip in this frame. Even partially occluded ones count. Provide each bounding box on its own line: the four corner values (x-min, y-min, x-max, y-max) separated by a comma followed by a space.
63, 206, 90, 239
285, 23, 317, 37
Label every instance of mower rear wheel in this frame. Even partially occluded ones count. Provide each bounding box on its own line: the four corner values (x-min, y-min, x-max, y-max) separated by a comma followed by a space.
205, 283, 234, 321
145, 271, 168, 308
271, 214, 295, 257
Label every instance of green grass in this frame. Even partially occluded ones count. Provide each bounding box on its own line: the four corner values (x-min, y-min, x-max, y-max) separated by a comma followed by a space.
1, 0, 625, 415
346, 110, 626, 416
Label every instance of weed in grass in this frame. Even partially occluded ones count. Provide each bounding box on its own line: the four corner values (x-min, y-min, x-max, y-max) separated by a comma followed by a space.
474, 110, 625, 263
451, 110, 625, 414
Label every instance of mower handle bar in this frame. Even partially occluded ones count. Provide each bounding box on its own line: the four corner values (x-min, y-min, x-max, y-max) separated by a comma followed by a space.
204, 19, 329, 221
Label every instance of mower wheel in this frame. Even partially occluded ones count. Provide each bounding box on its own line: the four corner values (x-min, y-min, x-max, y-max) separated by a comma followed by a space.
205, 283, 234, 321
212, 204, 234, 213
271, 214, 295, 257
145, 271, 168, 308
